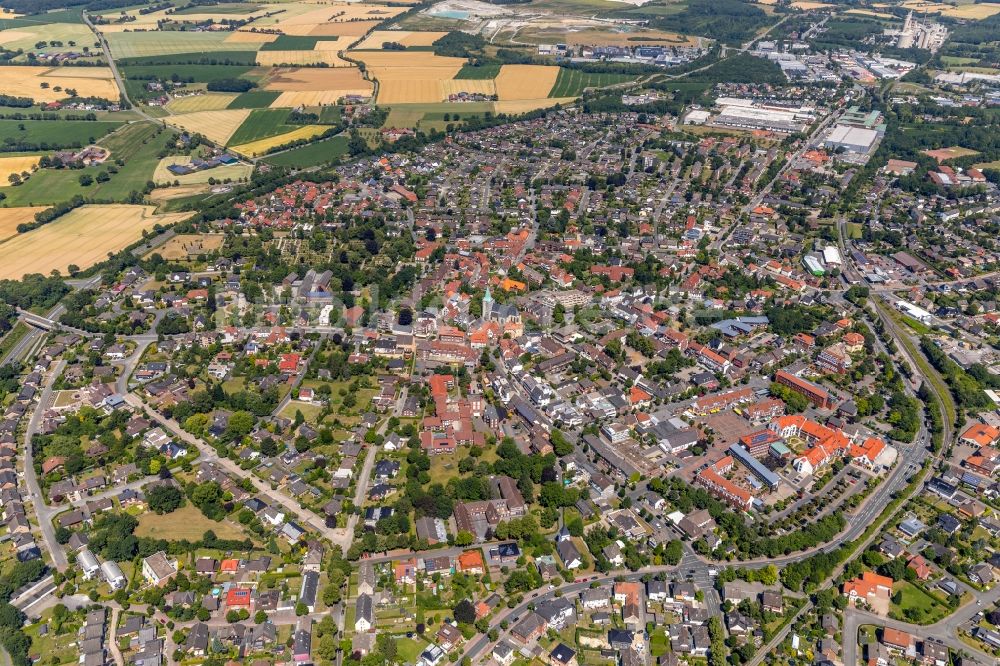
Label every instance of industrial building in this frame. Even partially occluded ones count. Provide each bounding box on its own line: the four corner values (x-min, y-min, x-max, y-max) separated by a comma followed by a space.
710, 98, 814, 133
822, 124, 880, 155
896, 300, 933, 325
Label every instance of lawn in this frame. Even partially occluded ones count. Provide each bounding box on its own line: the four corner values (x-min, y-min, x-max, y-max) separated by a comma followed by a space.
280, 400, 325, 424
397, 637, 429, 663
135, 504, 246, 541
891, 581, 948, 624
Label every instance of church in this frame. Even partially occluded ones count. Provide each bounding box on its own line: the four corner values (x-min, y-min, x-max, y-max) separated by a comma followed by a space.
470, 287, 523, 347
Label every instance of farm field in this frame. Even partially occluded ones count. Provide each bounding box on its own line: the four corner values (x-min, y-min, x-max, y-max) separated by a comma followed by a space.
262, 3, 407, 35
228, 90, 282, 109
901, 0, 1000, 17
0, 66, 119, 103
0, 204, 191, 279
354, 30, 448, 49
149, 233, 226, 260
0, 22, 95, 54
256, 49, 351, 67
384, 102, 494, 128
352, 51, 467, 103
263, 67, 373, 106
0, 206, 45, 242
166, 93, 240, 114
0, 155, 40, 183
455, 63, 502, 79
510, 25, 697, 47
166, 109, 252, 145
495, 97, 575, 113
227, 109, 298, 145
152, 156, 252, 186
262, 135, 349, 167
0, 120, 122, 152
495, 64, 560, 100
105, 31, 259, 59
232, 124, 329, 157
149, 184, 211, 203
549, 68, 636, 97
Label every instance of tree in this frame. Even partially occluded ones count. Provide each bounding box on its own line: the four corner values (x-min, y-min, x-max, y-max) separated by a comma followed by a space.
317, 634, 338, 660
454, 531, 474, 546
453, 599, 476, 625
398, 307, 413, 326
663, 540, 683, 566
147, 485, 183, 514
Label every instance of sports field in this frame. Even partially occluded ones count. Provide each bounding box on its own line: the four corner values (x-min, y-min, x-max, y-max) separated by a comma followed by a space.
0, 206, 46, 242
166, 93, 239, 113
923, 146, 980, 162
495, 64, 560, 101
0, 155, 40, 183
0, 66, 119, 103
166, 109, 252, 145
0, 204, 191, 279
231, 125, 329, 157
152, 156, 252, 185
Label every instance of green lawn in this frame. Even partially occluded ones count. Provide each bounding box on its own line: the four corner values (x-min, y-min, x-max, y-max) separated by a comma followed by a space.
891, 581, 948, 624
396, 637, 429, 663
0, 322, 30, 362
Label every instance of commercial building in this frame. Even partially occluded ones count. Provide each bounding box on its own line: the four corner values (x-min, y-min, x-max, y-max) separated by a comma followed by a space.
823, 125, 880, 154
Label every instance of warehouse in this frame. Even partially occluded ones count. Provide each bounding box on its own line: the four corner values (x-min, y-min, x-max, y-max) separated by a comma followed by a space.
896, 300, 933, 324
823, 124, 880, 154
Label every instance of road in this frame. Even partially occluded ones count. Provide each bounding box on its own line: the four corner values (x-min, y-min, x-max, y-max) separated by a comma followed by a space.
842, 603, 999, 666
23, 359, 68, 571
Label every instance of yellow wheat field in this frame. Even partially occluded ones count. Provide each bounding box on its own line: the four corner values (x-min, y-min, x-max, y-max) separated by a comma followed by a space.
263, 67, 374, 97
0, 66, 119, 103
352, 51, 465, 72
150, 233, 226, 260
845, 9, 895, 18
0, 206, 46, 243
790, 1, 833, 8
166, 93, 239, 113
494, 65, 559, 101
494, 97, 575, 114
0, 205, 192, 279
307, 20, 383, 36
269, 4, 404, 35
148, 184, 210, 202
231, 125, 328, 157
0, 156, 40, 183
354, 30, 448, 49
152, 156, 253, 186
0, 29, 34, 46
376, 80, 449, 103
225, 31, 279, 44
165, 109, 252, 145
440, 79, 496, 98
256, 49, 350, 66
271, 89, 370, 106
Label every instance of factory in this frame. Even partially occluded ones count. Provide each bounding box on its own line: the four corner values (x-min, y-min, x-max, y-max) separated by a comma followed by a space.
823, 246, 842, 267
710, 97, 814, 133
893, 12, 948, 52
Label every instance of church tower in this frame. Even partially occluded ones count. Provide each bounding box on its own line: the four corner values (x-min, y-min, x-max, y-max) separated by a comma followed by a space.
482, 286, 494, 320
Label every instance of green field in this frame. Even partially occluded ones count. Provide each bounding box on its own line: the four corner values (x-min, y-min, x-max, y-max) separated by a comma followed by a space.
454, 63, 502, 79
228, 90, 282, 109
135, 504, 245, 541
0, 122, 167, 205
121, 63, 255, 83
106, 31, 256, 59
228, 109, 296, 145
0, 120, 122, 152
173, 2, 256, 14
117, 51, 259, 66
262, 135, 349, 168
549, 68, 636, 97
890, 581, 949, 624
319, 106, 342, 124
259, 35, 321, 51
